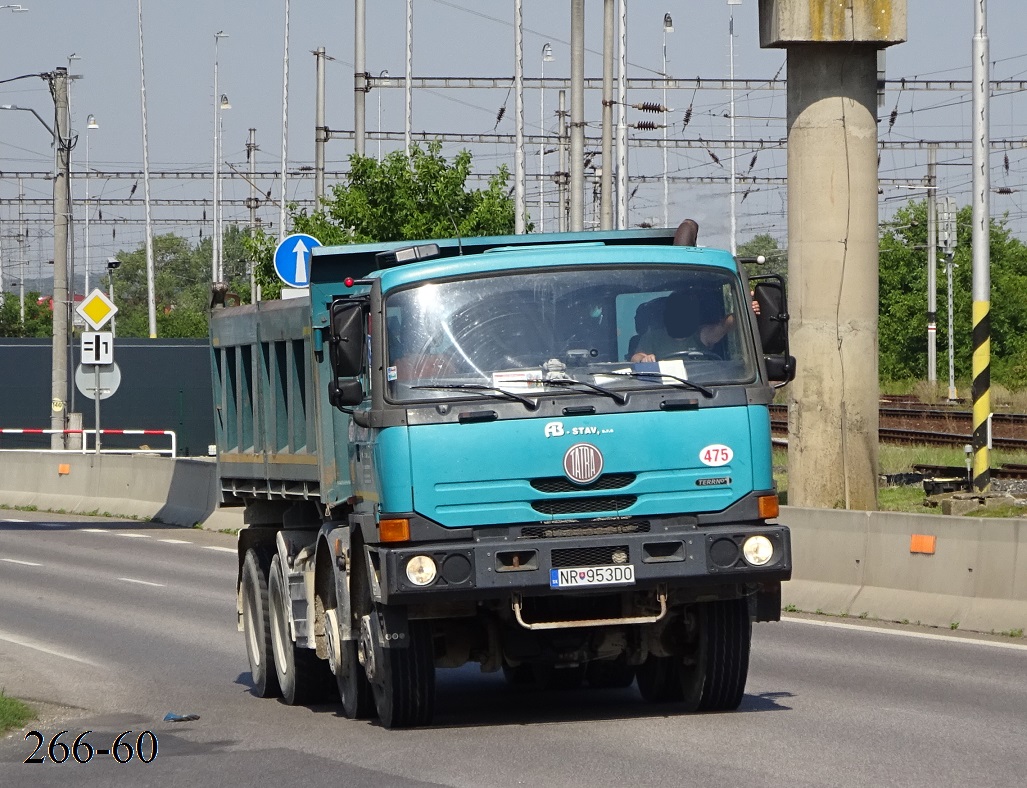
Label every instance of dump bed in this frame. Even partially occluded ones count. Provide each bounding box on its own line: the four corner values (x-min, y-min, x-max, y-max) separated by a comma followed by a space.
210, 296, 352, 506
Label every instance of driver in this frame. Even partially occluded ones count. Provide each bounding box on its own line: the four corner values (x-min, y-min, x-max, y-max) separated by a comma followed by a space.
629, 289, 734, 363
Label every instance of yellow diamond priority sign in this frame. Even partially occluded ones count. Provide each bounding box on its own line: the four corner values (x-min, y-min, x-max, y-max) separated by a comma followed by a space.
76, 288, 118, 331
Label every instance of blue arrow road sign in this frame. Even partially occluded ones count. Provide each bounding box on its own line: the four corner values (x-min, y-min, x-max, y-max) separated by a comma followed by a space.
273, 233, 322, 287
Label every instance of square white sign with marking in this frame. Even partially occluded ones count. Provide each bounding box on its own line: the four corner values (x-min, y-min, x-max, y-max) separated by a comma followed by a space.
81, 331, 114, 365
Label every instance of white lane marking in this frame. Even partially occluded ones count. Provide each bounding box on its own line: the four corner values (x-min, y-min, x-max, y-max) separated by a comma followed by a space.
158, 538, 191, 544
117, 577, 165, 588
0, 629, 100, 666
1, 518, 29, 522
118, 533, 151, 539
1, 558, 42, 567
202, 546, 236, 553
785, 616, 1027, 652
83, 528, 106, 533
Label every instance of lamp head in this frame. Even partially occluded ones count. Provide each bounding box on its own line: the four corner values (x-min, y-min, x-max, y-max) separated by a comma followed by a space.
542, 43, 554, 62
219, 94, 231, 110
86, 114, 98, 129
663, 13, 674, 33
106, 258, 121, 271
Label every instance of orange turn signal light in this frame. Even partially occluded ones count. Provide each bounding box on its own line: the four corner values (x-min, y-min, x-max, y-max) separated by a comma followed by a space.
758, 494, 779, 520
379, 518, 411, 543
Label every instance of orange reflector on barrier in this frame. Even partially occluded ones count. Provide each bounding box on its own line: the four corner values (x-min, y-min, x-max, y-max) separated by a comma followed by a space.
379, 518, 410, 543
910, 534, 937, 555
758, 494, 779, 520
57, 463, 71, 476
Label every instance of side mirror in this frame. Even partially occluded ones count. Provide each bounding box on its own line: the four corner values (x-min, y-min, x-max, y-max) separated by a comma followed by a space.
329, 379, 364, 408
329, 299, 365, 378
753, 279, 787, 355
765, 355, 797, 384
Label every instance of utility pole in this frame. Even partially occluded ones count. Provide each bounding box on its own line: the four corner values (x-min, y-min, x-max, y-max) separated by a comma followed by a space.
616, 0, 628, 229
927, 145, 937, 383
558, 89, 568, 232
246, 128, 259, 304
353, 0, 365, 157
514, 0, 526, 234
569, 0, 585, 232
599, 0, 614, 230
315, 46, 326, 202
405, 0, 413, 156
279, 0, 290, 242
971, 0, 991, 491
51, 68, 71, 449
18, 178, 25, 323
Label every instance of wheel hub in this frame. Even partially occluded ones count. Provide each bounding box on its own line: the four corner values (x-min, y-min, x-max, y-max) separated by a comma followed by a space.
358, 614, 377, 682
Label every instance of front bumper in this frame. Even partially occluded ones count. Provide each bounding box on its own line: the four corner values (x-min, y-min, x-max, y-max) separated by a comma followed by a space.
373, 523, 791, 604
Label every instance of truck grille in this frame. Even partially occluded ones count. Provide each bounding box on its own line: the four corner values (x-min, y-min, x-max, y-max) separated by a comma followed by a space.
530, 473, 636, 493
520, 521, 650, 539
531, 495, 636, 515
552, 545, 630, 568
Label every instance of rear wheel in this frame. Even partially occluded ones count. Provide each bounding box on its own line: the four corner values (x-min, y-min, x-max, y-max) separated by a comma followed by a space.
329, 545, 374, 719
240, 548, 281, 698
268, 554, 334, 705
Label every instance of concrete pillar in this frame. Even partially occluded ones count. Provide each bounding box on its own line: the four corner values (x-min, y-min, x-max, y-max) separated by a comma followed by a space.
759, 1, 906, 510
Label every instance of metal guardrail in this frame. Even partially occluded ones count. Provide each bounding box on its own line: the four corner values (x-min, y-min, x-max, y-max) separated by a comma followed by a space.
0, 429, 177, 458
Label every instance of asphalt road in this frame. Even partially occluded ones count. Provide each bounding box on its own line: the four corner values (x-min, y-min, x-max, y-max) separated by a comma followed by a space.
2, 511, 1025, 787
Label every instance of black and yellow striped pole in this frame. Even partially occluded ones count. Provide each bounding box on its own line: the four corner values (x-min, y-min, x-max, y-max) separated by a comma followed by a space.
972, 301, 990, 490
971, 1, 990, 492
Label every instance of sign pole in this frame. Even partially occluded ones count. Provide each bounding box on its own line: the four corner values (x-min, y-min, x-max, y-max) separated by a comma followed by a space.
94, 364, 101, 455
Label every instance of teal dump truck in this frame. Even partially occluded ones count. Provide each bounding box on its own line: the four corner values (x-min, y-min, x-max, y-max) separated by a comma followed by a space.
210, 221, 794, 728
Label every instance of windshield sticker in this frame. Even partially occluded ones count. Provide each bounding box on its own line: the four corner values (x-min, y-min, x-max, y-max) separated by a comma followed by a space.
386, 366, 398, 382
492, 369, 543, 393
699, 444, 733, 467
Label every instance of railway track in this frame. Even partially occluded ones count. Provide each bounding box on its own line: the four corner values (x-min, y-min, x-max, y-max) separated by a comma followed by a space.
768, 403, 1027, 452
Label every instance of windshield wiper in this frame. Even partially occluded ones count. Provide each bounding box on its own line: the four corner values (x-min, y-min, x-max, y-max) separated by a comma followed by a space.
603, 371, 714, 399
541, 376, 628, 405
411, 383, 539, 410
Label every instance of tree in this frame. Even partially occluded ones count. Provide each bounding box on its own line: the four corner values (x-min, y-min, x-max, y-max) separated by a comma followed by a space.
737, 233, 787, 279
248, 142, 518, 299
0, 292, 51, 338
107, 229, 252, 338
878, 199, 1027, 387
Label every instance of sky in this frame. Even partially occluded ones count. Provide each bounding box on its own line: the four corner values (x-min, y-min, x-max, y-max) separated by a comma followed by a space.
2, 1, 1026, 292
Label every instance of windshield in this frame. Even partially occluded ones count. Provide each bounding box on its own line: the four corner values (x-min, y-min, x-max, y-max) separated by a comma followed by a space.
384, 265, 758, 403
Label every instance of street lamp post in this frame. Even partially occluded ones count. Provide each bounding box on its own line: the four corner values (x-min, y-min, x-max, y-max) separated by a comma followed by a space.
540, 43, 553, 232
662, 14, 673, 228
106, 258, 121, 337
213, 31, 229, 285
1, 70, 71, 449
84, 114, 97, 294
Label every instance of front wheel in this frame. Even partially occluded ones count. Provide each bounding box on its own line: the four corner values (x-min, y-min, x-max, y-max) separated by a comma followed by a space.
679, 598, 751, 712
362, 614, 436, 729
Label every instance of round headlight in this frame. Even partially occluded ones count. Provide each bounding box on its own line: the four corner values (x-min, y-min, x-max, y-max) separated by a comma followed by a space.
405, 555, 438, 586
742, 535, 775, 567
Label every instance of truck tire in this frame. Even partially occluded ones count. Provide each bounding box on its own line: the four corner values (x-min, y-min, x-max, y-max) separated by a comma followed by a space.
332, 552, 374, 719
240, 548, 281, 698
268, 554, 333, 706
367, 618, 436, 729
636, 655, 684, 702
679, 598, 751, 712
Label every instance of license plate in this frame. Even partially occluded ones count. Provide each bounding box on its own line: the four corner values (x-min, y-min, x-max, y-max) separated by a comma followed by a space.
549, 564, 636, 589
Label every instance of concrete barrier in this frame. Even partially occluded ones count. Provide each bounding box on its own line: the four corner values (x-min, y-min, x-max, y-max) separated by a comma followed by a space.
0, 452, 1023, 635
783, 506, 1027, 634
0, 452, 220, 527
